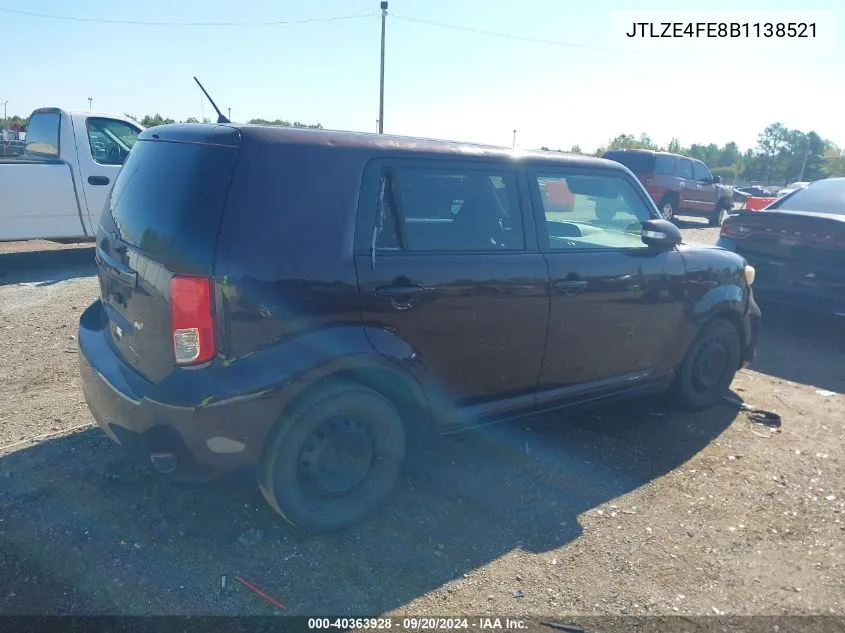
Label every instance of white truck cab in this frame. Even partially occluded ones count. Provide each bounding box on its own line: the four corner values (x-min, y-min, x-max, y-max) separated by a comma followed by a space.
0, 108, 143, 241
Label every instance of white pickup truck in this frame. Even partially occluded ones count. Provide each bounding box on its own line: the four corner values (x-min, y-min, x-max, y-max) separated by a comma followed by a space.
0, 108, 143, 241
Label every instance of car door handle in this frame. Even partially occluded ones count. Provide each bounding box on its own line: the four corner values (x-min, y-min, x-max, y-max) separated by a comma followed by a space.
88, 175, 110, 186
374, 284, 427, 298
553, 279, 588, 296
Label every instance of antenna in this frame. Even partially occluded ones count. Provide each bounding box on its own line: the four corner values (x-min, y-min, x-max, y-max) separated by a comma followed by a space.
193, 76, 230, 124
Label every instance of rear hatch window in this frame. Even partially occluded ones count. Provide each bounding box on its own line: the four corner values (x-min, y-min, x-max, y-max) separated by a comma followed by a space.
97, 129, 240, 382
602, 151, 655, 174
108, 138, 239, 262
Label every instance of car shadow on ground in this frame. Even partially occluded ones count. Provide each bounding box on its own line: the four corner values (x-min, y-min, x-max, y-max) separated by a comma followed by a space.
0, 399, 738, 615
749, 305, 845, 394
0, 246, 96, 287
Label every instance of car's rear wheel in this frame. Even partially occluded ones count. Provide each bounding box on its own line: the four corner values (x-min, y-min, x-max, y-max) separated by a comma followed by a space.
657, 195, 677, 223
673, 318, 741, 409
258, 383, 405, 532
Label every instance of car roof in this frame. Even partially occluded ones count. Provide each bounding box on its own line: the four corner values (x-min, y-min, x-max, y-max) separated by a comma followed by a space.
604, 148, 696, 161
139, 123, 629, 171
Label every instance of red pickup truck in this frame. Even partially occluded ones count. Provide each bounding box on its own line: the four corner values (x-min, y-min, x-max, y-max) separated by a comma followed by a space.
603, 149, 734, 226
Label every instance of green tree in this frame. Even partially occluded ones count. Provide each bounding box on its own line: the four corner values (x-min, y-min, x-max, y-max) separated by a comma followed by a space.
248, 118, 322, 129
604, 133, 658, 151
756, 122, 790, 184
821, 145, 845, 178
140, 114, 176, 128
666, 137, 682, 154
718, 142, 740, 167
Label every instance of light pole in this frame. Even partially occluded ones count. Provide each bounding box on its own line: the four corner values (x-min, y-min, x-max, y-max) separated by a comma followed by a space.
798, 139, 811, 181
228, 107, 231, 121
88, 97, 92, 111
512, 129, 517, 149
378, 1, 388, 134
2, 100, 7, 130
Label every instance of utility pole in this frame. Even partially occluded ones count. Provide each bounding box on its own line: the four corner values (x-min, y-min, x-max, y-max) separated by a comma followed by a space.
2, 100, 7, 130
88, 98, 92, 111
228, 107, 231, 121
798, 139, 811, 181
512, 129, 517, 149
378, 1, 388, 134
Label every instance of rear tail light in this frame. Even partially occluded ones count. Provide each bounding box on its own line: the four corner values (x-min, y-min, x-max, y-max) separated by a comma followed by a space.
720, 222, 753, 239
170, 275, 216, 365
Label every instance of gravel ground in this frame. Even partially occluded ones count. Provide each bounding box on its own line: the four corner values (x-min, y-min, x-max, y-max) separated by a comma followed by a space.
1, 224, 844, 619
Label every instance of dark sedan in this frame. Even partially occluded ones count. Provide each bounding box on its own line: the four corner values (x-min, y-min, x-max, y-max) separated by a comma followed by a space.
736, 185, 773, 198
717, 177, 845, 316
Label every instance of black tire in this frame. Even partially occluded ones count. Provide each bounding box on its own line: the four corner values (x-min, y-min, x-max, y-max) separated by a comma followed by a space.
258, 383, 405, 532
657, 195, 677, 223
709, 200, 731, 227
673, 318, 741, 409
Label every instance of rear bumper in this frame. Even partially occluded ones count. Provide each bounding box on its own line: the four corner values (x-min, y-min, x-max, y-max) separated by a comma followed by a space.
718, 239, 845, 317
78, 300, 275, 482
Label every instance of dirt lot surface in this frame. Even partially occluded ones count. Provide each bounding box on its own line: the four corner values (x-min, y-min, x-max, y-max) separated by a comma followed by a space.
1, 220, 844, 620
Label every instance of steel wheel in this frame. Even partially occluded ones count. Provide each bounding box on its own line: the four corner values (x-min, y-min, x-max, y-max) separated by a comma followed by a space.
674, 318, 741, 409
258, 383, 405, 532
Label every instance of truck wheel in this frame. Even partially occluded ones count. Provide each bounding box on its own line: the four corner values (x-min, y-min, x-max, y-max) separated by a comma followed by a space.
709, 201, 731, 226
258, 383, 405, 532
672, 317, 741, 410
657, 195, 677, 223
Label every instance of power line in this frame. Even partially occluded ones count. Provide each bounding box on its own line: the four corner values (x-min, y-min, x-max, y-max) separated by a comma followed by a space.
1, 5, 618, 52
0, 7, 377, 26
391, 14, 614, 52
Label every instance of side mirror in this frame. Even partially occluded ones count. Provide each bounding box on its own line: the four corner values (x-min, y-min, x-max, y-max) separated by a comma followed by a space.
641, 218, 682, 249
712, 175, 722, 184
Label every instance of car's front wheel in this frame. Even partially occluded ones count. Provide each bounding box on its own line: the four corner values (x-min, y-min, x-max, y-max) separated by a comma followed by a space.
258, 383, 406, 532
673, 318, 741, 409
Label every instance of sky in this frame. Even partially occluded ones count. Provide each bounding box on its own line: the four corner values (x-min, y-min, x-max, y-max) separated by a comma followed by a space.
2, 0, 844, 153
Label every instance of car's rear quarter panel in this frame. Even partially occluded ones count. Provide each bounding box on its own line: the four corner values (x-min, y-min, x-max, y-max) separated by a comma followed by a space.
214, 135, 364, 359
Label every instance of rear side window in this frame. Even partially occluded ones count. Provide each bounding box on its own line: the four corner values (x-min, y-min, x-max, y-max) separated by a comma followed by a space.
108, 139, 238, 261
24, 112, 61, 157
602, 151, 655, 174
373, 166, 525, 252
654, 155, 676, 175
767, 179, 845, 214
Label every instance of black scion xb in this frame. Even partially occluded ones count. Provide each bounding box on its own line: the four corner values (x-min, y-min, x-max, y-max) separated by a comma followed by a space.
78, 124, 760, 531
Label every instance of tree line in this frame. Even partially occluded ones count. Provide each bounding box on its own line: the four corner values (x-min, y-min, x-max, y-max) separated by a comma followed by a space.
1, 113, 323, 131
542, 123, 845, 185
123, 113, 323, 130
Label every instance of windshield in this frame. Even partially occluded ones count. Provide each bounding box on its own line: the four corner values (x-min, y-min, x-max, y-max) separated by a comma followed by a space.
768, 179, 845, 214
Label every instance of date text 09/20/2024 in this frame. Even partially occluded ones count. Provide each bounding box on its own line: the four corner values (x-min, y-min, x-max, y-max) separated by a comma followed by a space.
307, 618, 528, 630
